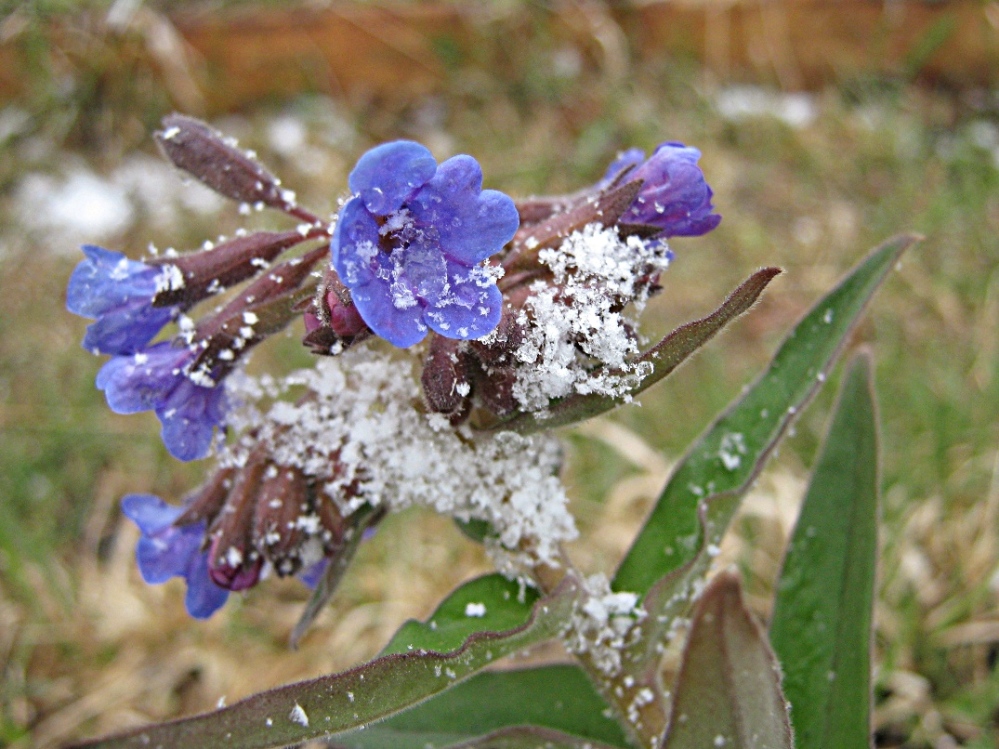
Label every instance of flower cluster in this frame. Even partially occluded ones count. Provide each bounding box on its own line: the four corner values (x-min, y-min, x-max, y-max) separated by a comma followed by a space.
67, 115, 719, 621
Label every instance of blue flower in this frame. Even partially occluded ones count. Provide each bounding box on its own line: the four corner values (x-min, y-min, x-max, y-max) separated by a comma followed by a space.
602, 142, 721, 238
331, 141, 519, 348
96, 342, 227, 461
67, 245, 180, 355
121, 493, 229, 619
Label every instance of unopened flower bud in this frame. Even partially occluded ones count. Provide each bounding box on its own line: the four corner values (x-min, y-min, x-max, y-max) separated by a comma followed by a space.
156, 114, 292, 211
421, 335, 472, 418
253, 464, 311, 577
302, 268, 371, 355
469, 310, 525, 368
602, 142, 722, 238
473, 365, 518, 417
208, 454, 266, 591
151, 230, 314, 308
175, 466, 236, 526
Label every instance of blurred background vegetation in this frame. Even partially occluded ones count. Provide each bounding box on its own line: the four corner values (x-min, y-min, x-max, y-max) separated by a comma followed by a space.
0, 1, 997, 747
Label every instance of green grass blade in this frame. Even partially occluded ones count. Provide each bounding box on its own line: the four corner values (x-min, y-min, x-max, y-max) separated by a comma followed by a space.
330, 665, 631, 749
662, 573, 793, 749
769, 352, 879, 749
70, 578, 579, 749
613, 233, 919, 596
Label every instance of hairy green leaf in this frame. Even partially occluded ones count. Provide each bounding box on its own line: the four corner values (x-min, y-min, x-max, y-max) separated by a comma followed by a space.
330, 666, 631, 749
292, 505, 386, 647
770, 352, 879, 749
71, 578, 579, 749
614, 234, 917, 596
491, 267, 781, 434
662, 573, 793, 749
381, 574, 540, 656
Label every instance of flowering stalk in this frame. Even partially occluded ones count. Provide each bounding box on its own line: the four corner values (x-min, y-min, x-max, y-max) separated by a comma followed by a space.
69, 116, 728, 637
529, 550, 667, 749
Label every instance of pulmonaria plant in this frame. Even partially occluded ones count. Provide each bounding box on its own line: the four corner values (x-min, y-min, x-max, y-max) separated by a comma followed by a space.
67, 117, 718, 613
69, 113, 911, 749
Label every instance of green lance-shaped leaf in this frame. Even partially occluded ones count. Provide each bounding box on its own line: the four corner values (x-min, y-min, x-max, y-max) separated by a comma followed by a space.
442, 726, 625, 749
291, 505, 387, 648
381, 573, 540, 656
662, 572, 793, 749
331, 665, 631, 749
491, 266, 782, 435
71, 577, 579, 749
613, 234, 918, 597
769, 352, 879, 749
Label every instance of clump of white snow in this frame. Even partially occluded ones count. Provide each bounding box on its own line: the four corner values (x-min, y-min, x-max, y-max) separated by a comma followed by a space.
511, 224, 670, 412
224, 348, 577, 568
564, 573, 645, 677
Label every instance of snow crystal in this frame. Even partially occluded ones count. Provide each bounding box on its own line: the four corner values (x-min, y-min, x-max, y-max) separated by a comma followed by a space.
464, 602, 487, 618
718, 432, 747, 472
564, 573, 645, 677
289, 703, 309, 727
155, 264, 185, 293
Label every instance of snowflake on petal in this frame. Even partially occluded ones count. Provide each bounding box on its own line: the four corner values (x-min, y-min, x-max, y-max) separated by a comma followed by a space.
331, 141, 519, 348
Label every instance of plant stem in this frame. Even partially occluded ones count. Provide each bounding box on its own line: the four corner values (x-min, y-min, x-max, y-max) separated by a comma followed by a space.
531, 549, 667, 749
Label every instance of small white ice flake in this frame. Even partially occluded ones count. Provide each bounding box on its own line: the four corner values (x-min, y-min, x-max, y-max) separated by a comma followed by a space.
155, 264, 185, 293
242, 311, 259, 325
464, 602, 487, 618
289, 702, 309, 727
823, 308, 834, 324
714, 735, 727, 747
718, 433, 747, 472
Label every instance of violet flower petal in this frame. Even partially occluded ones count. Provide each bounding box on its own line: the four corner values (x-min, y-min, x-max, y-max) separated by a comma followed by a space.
96, 343, 189, 414
183, 549, 231, 619
121, 492, 183, 536
423, 259, 502, 339
331, 196, 384, 288
348, 140, 437, 215
408, 155, 519, 266
349, 276, 428, 348
121, 493, 229, 619
81, 303, 175, 356
67, 245, 177, 355
156, 378, 227, 462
